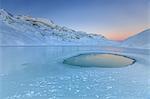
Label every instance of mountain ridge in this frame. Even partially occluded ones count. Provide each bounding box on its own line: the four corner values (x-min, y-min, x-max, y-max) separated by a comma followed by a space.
121, 29, 150, 48
0, 9, 118, 46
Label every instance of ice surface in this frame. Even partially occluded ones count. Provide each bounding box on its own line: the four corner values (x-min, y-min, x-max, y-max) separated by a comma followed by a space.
0, 46, 150, 99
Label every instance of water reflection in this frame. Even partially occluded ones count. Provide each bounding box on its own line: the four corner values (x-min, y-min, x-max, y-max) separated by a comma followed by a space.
63, 53, 135, 68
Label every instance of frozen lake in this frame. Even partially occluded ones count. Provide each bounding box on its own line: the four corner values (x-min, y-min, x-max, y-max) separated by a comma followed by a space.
0, 46, 150, 99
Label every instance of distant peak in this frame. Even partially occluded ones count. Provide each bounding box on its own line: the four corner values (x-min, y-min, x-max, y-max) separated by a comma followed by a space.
0, 8, 14, 22
0, 8, 56, 28
0, 8, 106, 40
0, 8, 13, 17
0, 8, 7, 13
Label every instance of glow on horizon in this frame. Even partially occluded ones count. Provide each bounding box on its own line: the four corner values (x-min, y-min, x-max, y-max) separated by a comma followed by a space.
77, 25, 149, 41
103, 32, 139, 41
98, 28, 149, 41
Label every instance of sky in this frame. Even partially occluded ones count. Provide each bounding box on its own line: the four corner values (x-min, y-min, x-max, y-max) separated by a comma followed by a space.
0, 0, 149, 41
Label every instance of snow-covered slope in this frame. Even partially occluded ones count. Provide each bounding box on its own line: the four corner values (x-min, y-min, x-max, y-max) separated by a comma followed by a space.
0, 9, 118, 46
121, 29, 150, 49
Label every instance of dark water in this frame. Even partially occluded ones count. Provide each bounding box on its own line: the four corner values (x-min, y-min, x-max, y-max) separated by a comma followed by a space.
63, 53, 135, 68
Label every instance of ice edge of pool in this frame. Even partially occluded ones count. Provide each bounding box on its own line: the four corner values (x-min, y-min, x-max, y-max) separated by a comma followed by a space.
63, 53, 136, 68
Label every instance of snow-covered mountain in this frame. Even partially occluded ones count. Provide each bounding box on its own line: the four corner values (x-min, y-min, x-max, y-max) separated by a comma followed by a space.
121, 29, 150, 49
0, 9, 118, 46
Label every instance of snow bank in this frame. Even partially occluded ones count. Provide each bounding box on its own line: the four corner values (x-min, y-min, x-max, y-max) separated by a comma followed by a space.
121, 29, 150, 49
